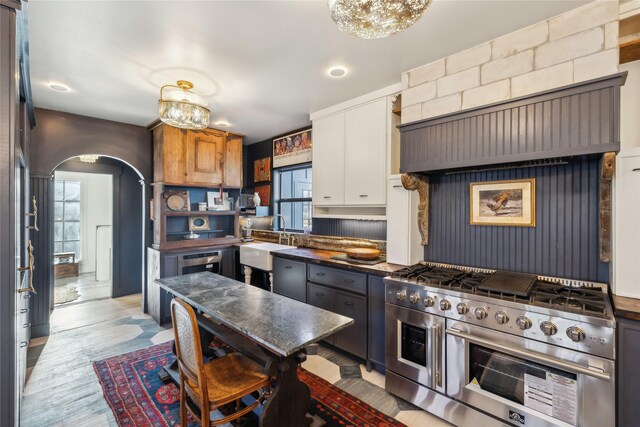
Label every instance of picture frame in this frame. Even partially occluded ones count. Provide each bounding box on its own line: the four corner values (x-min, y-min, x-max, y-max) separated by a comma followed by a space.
254, 157, 271, 182
189, 216, 210, 231
254, 184, 270, 207
470, 178, 536, 227
273, 129, 312, 168
164, 190, 190, 211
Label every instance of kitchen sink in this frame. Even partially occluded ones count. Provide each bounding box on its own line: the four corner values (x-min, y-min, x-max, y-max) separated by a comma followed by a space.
239, 242, 292, 272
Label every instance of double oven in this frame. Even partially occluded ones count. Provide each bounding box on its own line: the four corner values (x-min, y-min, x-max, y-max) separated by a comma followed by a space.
384, 275, 616, 427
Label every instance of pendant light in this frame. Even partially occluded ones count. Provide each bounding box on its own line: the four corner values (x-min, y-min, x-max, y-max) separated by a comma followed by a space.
158, 80, 210, 130
328, 0, 432, 39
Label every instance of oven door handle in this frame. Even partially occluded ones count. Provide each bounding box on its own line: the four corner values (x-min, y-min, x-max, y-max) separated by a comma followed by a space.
446, 328, 610, 381
431, 324, 442, 388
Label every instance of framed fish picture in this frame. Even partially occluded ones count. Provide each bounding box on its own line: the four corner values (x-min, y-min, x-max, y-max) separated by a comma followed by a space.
470, 179, 535, 227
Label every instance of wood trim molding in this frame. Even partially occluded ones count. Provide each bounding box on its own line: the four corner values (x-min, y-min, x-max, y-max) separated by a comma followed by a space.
401, 173, 429, 246
599, 152, 615, 262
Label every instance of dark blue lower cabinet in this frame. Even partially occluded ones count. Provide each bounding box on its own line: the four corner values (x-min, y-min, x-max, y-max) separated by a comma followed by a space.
272, 257, 307, 302
307, 283, 335, 345
367, 275, 386, 373
618, 317, 640, 427
334, 291, 367, 360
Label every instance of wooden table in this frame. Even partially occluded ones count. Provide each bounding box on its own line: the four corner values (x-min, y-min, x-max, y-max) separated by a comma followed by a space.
156, 272, 354, 427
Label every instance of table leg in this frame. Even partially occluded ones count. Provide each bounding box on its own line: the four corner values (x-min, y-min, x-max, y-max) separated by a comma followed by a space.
268, 272, 273, 292
259, 350, 312, 427
243, 265, 252, 285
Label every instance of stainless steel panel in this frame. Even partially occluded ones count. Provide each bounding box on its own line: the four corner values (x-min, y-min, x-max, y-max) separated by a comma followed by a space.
385, 370, 510, 427
446, 320, 615, 427
385, 303, 446, 394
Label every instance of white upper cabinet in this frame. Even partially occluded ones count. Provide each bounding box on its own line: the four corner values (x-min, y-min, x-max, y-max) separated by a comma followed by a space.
312, 111, 345, 206
344, 98, 387, 205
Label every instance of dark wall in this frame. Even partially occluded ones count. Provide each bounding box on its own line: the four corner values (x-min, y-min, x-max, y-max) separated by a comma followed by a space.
30, 108, 151, 178
243, 139, 272, 191
424, 157, 608, 282
312, 218, 387, 240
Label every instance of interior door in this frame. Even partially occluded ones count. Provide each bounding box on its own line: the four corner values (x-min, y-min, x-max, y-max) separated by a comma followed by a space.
185, 129, 225, 185
96, 225, 112, 281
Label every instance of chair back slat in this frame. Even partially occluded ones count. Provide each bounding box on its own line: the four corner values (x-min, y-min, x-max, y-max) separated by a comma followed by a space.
171, 298, 206, 391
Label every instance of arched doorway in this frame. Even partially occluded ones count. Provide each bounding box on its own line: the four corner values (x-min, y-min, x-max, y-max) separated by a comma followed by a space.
49, 155, 146, 306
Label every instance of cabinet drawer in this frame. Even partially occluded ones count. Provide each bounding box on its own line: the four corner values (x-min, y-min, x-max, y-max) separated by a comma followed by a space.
308, 264, 366, 294
272, 258, 307, 303
334, 291, 367, 359
307, 283, 335, 345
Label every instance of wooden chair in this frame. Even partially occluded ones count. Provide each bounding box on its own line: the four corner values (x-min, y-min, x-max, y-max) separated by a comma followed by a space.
170, 298, 271, 426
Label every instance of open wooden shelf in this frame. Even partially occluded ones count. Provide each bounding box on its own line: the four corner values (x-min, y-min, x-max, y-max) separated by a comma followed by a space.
154, 236, 241, 251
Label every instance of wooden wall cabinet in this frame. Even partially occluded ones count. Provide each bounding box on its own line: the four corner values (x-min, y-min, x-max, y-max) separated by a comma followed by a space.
152, 123, 243, 188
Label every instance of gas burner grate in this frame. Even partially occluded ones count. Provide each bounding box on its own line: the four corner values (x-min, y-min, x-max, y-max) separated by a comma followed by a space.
531, 285, 607, 316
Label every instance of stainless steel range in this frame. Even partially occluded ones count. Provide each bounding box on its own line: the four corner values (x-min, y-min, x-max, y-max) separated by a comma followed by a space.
384, 262, 615, 427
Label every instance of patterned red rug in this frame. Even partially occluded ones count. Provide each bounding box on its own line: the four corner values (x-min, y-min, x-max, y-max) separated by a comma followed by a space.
93, 341, 406, 427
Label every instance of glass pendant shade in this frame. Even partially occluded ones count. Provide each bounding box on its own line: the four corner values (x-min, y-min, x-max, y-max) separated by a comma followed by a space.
328, 0, 432, 39
158, 80, 210, 130
78, 155, 100, 163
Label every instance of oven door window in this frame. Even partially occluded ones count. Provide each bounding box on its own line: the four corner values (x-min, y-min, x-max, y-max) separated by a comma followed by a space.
401, 323, 427, 367
469, 344, 578, 425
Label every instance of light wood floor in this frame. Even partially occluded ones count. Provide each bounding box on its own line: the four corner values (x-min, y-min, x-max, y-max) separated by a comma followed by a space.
21, 294, 173, 426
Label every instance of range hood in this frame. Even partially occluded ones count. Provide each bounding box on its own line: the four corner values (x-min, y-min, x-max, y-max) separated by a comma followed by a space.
399, 73, 627, 174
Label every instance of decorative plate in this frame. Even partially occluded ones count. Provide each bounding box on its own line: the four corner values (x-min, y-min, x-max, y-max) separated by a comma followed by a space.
167, 195, 186, 211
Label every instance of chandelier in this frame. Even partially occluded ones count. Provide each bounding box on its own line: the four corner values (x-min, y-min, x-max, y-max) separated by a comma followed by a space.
327, 0, 432, 39
158, 80, 210, 130
78, 155, 100, 163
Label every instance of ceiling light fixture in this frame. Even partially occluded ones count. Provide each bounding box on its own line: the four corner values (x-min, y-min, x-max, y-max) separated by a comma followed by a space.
159, 80, 210, 130
78, 155, 100, 163
328, 67, 348, 77
48, 83, 69, 92
216, 121, 230, 127
327, 0, 432, 39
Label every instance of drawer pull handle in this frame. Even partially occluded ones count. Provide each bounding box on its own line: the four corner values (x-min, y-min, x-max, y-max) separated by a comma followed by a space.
359, 194, 368, 198
344, 301, 355, 306
23, 322, 31, 328
20, 308, 28, 314
316, 292, 325, 297
344, 279, 354, 284
323, 196, 331, 199
392, 185, 403, 188
633, 168, 640, 172
284, 265, 293, 269
20, 341, 28, 348
316, 272, 325, 277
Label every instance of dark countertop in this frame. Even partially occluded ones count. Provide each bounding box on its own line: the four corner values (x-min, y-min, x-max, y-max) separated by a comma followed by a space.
270, 247, 405, 276
613, 294, 640, 321
156, 272, 354, 356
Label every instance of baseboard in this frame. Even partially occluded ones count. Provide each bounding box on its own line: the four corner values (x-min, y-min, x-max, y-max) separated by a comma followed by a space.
31, 323, 50, 338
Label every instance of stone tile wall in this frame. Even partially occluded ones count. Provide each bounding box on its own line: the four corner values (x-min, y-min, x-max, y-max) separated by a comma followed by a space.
401, 0, 620, 124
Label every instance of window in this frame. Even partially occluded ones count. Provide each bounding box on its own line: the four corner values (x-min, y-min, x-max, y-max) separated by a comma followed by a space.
274, 165, 312, 232
54, 181, 81, 257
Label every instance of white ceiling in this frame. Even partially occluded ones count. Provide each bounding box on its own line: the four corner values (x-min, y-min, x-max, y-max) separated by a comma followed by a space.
29, 0, 590, 144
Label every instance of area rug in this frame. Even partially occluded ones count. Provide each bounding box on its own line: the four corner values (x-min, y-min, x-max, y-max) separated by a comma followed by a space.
93, 341, 406, 427
54, 284, 80, 305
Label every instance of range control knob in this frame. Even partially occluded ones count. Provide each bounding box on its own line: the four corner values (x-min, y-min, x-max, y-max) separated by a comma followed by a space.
440, 299, 451, 311
540, 321, 558, 336
474, 307, 488, 320
456, 303, 469, 315
424, 296, 435, 307
516, 316, 532, 330
566, 326, 586, 342
396, 290, 407, 301
409, 293, 420, 304
495, 311, 509, 325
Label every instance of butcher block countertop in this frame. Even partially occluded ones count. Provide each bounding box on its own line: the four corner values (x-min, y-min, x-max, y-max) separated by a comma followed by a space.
613, 294, 640, 321
270, 247, 405, 276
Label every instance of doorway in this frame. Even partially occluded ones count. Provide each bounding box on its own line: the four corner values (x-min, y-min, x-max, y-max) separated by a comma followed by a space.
52, 171, 113, 305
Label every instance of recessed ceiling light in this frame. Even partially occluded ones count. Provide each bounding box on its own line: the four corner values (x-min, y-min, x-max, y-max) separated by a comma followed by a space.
216, 121, 230, 127
328, 67, 348, 78
48, 83, 69, 92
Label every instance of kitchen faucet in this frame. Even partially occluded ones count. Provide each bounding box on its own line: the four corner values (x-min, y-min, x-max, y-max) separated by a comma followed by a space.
271, 214, 289, 245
